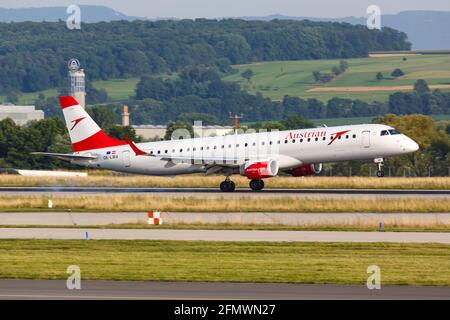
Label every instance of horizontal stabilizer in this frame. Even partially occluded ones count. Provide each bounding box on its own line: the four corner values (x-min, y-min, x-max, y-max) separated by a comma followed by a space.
31, 152, 97, 161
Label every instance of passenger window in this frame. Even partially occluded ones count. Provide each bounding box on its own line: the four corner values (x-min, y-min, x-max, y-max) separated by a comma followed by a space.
380, 130, 389, 136
315, 137, 318, 141
352, 134, 356, 138
292, 139, 295, 143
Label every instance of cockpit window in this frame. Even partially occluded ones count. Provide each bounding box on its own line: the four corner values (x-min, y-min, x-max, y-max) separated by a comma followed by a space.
388, 129, 401, 135
380, 130, 389, 136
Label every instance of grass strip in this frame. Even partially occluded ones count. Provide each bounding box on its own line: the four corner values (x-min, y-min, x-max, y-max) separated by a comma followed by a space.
1, 175, 449, 190
0, 195, 448, 213
0, 239, 449, 286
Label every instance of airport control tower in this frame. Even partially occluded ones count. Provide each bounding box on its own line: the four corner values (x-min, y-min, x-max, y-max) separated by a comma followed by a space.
68, 58, 86, 108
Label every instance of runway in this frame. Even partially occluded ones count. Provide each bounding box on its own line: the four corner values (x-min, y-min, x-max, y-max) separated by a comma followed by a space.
1, 211, 449, 227
0, 186, 449, 198
1, 228, 449, 243
0, 280, 448, 300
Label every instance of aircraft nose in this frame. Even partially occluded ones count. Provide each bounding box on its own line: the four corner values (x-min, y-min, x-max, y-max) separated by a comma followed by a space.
404, 138, 419, 153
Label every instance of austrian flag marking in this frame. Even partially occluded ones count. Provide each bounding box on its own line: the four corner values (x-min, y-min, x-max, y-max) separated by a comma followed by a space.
148, 211, 162, 225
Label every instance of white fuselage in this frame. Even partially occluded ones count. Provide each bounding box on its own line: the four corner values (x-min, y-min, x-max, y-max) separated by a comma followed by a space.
74, 123, 419, 176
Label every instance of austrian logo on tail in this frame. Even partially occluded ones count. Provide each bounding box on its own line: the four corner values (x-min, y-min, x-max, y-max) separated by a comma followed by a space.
70, 116, 86, 131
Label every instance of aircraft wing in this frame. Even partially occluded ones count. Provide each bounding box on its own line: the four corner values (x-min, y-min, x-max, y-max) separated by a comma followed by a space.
31, 152, 97, 161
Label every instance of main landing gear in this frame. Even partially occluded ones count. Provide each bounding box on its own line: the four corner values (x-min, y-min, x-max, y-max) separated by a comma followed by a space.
220, 177, 235, 192
249, 179, 265, 191
374, 158, 385, 177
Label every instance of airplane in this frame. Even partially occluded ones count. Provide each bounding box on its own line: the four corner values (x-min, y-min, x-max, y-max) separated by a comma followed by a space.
32, 96, 419, 192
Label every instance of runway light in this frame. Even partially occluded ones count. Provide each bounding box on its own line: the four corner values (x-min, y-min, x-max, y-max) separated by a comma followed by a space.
85, 230, 89, 240
379, 222, 383, 232
48, 199, 53, 209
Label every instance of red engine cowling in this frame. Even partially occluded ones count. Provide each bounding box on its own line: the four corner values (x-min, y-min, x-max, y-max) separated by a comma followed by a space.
240, 160, 279, 180
288, 163, 322, 177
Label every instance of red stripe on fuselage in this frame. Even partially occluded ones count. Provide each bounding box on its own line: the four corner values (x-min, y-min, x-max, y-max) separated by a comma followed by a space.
72, 130, 127, 152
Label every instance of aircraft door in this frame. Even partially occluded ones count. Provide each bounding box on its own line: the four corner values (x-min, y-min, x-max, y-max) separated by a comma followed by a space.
361, 130, 371, 148
122, 150, 131, 167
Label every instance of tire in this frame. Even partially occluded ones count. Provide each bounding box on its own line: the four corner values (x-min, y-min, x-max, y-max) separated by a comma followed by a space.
376, 170, 385, 178
249, 179, 264, 191
220, 181, 235, 192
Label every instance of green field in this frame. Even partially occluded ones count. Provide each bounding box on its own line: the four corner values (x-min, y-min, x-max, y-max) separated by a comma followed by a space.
91, 78, 139, 101
3, 54, 450, 106
223, 54, 450, 102
0, 240, 449, 285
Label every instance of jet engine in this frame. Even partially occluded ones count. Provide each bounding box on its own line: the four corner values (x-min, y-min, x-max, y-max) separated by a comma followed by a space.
240, 160, 279, 180
287, 163, 322, 176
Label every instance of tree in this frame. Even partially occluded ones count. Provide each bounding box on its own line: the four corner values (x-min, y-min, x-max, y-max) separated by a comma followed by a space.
87, 105, 116, 130
107, 125, 141, 142
164, 121, 194, 140
5, 91, 18, 104
414, 79, 430, 95
281, 115, 314, 130
391, 69, 405, 77
136, 76, 170, 101
241, 69, 254, 82
339, 60, 349, 73
376, 72, 383, 81
376, 114, 447, 176
312, 71, 322, 82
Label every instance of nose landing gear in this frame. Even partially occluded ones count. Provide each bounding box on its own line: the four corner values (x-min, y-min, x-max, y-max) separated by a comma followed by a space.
374, 158, 385, 177
220, 176, 236, 192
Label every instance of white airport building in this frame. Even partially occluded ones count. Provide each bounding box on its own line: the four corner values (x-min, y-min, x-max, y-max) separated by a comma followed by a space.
0, 104, 44, 125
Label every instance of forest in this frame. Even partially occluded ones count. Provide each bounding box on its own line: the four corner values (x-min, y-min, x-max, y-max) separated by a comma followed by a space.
0, 19, 410, 94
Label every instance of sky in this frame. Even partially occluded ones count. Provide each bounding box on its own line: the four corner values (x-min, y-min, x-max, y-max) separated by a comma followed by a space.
1, 0, 450, 18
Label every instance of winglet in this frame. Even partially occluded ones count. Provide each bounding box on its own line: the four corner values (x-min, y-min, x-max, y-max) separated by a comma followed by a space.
124, 137, 149, 156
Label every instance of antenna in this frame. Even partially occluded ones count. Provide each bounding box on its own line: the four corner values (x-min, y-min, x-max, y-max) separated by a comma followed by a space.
229, 112, 244, 130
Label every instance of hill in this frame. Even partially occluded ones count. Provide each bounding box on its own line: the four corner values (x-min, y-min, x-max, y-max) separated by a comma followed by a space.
0, 19, 409, 94
0, 5, 137, 23
243, 10, 450, 50
223, 53, 450, 102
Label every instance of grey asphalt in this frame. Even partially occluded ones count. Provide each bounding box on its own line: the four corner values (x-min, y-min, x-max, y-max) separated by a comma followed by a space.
1, 228, 449, 243
0, 186, 448, 198
1, 211, 449, 227
0, 280, 448, 300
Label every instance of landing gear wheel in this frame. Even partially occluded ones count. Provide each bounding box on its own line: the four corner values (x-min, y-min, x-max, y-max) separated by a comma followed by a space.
374, 158, 385, 178
220, 180, 235, 192
249, 179, 265, 191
